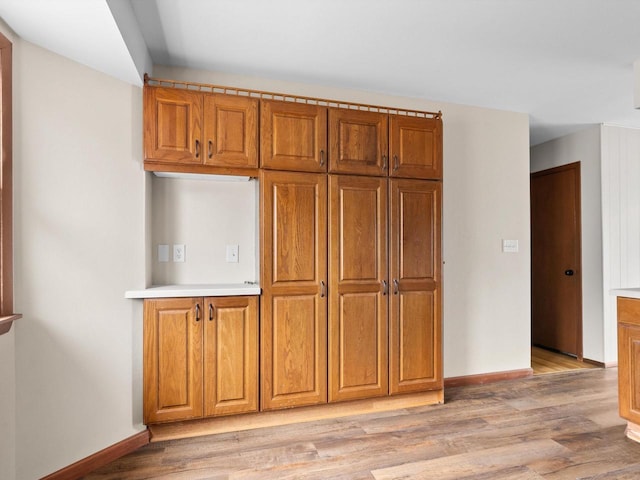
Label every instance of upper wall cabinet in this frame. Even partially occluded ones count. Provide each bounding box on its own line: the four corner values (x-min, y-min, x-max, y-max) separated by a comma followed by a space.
144, 86, 258, 174
329, 109, 389, 176
390, 115, 442, 180
260, 100, 328, 172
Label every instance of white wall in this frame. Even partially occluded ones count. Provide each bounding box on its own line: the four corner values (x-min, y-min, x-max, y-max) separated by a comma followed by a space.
601, 125, 640, 364
530, 126, 604, 362
150, 176, 258, 285
13, 39, 146, 478
155, 66, 532, 378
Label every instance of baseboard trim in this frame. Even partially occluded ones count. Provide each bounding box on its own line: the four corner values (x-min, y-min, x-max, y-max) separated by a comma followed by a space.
444, 368, 534, 388
41, 429, 149, 480
583, 357, 618, 368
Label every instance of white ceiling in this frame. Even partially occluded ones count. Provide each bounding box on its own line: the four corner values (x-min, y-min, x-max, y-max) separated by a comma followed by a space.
1, 0, 640, 145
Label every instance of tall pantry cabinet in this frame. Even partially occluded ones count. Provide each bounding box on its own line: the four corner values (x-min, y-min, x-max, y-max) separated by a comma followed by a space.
261, 99, 443, 409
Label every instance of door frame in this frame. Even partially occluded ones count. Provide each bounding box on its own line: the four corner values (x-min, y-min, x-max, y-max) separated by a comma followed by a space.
530, 161, 583, 360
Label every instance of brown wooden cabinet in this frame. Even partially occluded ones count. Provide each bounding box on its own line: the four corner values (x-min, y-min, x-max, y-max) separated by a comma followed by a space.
144, 296, 258, 424
260, 100, 328, 172
328, 175, 389, 402
390, 115, 442, 180
389, 179, 442, 394
144, 86, 258, 173
329, 109, 388, 176
617, 297, 640, 441
260, 170, 328, 410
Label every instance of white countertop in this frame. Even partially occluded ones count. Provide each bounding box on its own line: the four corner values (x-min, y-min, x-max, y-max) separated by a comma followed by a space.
611, 288, 640, 299
125, 283, 261, 299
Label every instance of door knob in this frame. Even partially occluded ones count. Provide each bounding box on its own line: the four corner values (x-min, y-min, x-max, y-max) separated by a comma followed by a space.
564, 269, 574, 276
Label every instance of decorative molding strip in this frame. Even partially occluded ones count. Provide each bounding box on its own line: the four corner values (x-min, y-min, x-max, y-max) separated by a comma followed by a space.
444, 368, 534, 388
582, 357, 618, 368
41, 430, 149, 480
144, 74, 442, 120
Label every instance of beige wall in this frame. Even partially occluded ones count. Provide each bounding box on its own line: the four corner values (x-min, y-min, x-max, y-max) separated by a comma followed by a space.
530, 126, 604, 362
3, 40, 531, 478
156, 66, 533, 378
13, 40, 146, 478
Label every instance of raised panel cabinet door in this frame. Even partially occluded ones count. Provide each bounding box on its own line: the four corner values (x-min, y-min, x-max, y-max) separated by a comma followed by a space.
328, 109, 389, 176
144, 86, 203, 164
618, 323, 640, 425
203, 94, 258, 168
328, 175, 388, 402
618, 297, 640, 425
260, 170, 328, 410
143, 297, 203, 423
203, 296, 258, 417
389, 179, 442, 394
260, 99, 328, 172
389, 115, 442, 180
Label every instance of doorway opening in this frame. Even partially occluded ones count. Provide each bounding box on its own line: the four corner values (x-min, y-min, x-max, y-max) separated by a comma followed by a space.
530, 162, 589, 375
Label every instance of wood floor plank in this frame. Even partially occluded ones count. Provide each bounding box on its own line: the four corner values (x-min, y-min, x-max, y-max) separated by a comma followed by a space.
85, 369, 640, 480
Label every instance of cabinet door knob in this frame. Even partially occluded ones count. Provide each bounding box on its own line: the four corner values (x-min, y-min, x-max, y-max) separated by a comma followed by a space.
565, 269, 574, 276
209, 303, 215, 321
382, 280, 388, 295
320, 281, 326, 298
195, 303, 201, 322
320, 149, 325, 167
382, 155, 388, 171
393, 279, 399, 295
208, 140, 213, 159
393, 155, 399, 172
195, 139, 200, 159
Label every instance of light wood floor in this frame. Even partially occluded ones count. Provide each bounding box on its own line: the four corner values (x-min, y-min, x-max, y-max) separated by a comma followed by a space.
85, 368, 639, 479
531, 346, 599, 375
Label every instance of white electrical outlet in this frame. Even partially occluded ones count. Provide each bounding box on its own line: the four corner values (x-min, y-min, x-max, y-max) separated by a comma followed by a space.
173, 244, 185, 262
502, 239, 519, 253
226, 245, 239, 263
158, 244, 169, 262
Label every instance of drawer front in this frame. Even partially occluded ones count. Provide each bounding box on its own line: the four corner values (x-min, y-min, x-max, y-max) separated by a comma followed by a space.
618, 297, 640, 326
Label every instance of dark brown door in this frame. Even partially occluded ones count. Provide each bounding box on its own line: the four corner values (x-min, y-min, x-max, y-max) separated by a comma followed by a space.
531, 162, 582, 357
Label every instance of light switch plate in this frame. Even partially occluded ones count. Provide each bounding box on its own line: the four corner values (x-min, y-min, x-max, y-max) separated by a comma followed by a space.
158, 244, 169, 263
173, 244, 185, 262
502, 239, 519, 253
226, 244, 239, 263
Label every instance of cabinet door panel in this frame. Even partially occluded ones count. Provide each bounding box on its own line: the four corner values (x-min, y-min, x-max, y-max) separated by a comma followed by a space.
261, 171, 328, 410
204, 296, 258, 417
390, 179, 442, 394
203, 94, 258, 168
329, 109, 388, 176
144, 87, 202, 164
143, 298, 203, 423
261, 100, 327, 172
329, 175, 388, 402
390, 115, 442, 179
618, 318, 640, 425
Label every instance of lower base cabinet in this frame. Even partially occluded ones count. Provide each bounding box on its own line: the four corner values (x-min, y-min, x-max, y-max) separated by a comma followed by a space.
143, 296, 258, 424
617, 297, 640, 442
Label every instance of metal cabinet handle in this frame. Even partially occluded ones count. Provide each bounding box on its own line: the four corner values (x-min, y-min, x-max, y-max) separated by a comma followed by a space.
382, 280, 388, 295
209, 303, 214, 321
208, 140, 213, 159
195, 303, 201, 322
320, 281, 326, 298
565, 269, 574, 276
320, 149, 325, 167
195, 139, 200, 159
393, 155, 399, 172
393, 279, 399, 295
382, 155, 388, 171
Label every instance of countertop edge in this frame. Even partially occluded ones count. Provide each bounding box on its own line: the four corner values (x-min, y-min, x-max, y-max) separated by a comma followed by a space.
611, 288, 640, 299
125, 284, 261, 299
